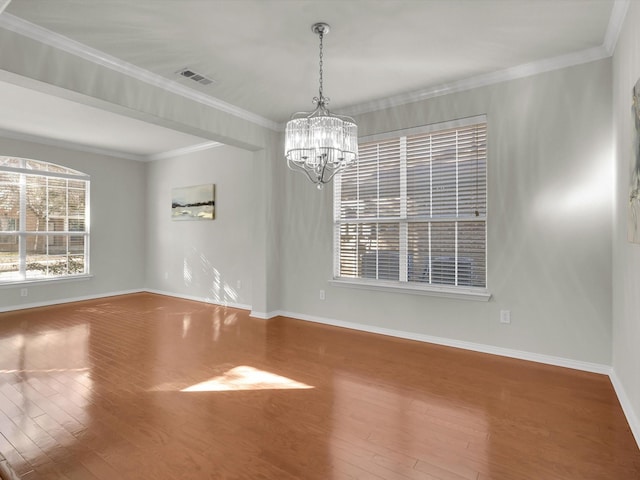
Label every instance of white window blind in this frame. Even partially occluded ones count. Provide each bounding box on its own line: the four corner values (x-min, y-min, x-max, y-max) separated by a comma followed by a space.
0, 156, 90, 283
334, 117, 487, 290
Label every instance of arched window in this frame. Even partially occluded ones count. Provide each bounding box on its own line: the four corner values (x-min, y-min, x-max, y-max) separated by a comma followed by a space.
0, 156, 90, 283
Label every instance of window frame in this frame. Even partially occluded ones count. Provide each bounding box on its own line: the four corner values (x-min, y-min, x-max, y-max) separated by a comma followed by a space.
332, 115, 490, 301
0, 157, 91, 285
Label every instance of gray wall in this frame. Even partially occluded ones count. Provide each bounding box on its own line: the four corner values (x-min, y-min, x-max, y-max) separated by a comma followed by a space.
0, 137, 146, 310
0, 50, 615, 371
145, 144, 255, 309
612, 0, 640, 445
278, 59, 613, 366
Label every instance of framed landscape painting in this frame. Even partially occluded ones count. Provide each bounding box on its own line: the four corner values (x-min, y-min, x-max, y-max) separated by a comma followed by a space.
172, 184, 215, 221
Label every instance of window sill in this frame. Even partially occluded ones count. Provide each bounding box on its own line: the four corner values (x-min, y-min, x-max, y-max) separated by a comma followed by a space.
329, 278, 492, 302
0, 274, 94, 288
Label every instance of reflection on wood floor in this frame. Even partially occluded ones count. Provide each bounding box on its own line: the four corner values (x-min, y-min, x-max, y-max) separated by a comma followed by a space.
0, 293, 638, 479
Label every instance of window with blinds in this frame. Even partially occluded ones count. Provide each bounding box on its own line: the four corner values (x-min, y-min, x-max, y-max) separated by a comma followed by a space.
334, 117, 487, 291
0, 156, 90, 283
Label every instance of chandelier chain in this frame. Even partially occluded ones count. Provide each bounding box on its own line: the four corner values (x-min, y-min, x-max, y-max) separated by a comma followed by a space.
318, 29, 324, 101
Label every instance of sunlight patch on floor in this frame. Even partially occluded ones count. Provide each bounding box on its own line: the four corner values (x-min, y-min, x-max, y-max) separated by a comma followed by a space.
181, 365, 314, 392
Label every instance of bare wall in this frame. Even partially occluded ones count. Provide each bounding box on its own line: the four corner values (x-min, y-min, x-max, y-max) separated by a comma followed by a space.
278, 59, 613, 366
145, 144, 254, 309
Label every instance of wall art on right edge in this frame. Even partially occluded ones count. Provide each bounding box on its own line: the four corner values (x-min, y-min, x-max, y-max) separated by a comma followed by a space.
629, 78, 640, 243
171, 184, 215, 221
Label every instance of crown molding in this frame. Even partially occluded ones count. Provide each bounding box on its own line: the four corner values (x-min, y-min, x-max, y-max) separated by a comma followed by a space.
335, 0, 628, 118
0, 13, 280, 132
0, 0, 11, 16
340, 45, 610, 118
0, 127, 224, 162
604, 0, 630, 55
147, 140, 223, 161
1, 1, 630, 131
0, 127, 149, 161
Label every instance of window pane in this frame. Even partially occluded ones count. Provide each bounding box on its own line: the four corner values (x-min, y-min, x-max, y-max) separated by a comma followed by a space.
407, 222, 430, 282
458, 221, 486, 287
341, 139, 400, 220
0, 172, 20, 220
407, 135, 432, 218
69, 234, 85, 254
25, 234, 85, 279
458, 127, 487, 218
359, 223, 400, 281
376, 223, 400, 280
431, 149, 457, 217
0, 157, 21, 168
430, 222, 456, 285
338, 223, 355, 277
339, 223, 375, 278
338, 222, 400, 280
68, 188, 86, 220
48, 185, 68, 218
0, 249, 20, 282
24, 159, 84, 176
25, 175, 47, 229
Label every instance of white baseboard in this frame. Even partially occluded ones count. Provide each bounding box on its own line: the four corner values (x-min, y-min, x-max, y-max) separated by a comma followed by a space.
609, 370, 640, 449
144, 288, 251, 311
269, 310, 640, 449
0, 293, 613, 376
270, 309, 612, 375
3, 291, 636, 450
249, 310, 279, 319
0, 288, 251, 314
0, 289, 145, 313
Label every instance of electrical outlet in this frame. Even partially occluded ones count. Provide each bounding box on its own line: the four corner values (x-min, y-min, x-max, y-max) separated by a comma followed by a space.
319, 289, 325, 300
500, 310, 511, 324
20, 288, 28, 297
237, 280, 242, 290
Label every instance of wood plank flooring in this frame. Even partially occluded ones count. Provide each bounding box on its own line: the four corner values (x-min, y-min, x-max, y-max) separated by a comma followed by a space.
0, 293, 638, 479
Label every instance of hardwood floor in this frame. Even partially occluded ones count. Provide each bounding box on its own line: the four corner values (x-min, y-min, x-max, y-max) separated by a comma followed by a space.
0, 293, 638, 479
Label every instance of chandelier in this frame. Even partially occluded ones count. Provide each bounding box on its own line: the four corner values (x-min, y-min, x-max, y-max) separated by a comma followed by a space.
285, 23, 358, 190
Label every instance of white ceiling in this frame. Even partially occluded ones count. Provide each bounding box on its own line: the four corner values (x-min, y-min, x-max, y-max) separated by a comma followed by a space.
0, 0, 623, 160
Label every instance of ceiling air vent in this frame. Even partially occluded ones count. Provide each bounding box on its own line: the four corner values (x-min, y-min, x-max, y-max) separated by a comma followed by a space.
176, 68, 215, 86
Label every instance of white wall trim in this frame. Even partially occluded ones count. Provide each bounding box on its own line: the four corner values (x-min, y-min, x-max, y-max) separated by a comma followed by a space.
0, 289, 145, 313
609, 370, 640, 450
0, 0, 11, 16
270, 309, 612, 375
330, 278, 491, 302
1, 290, 635, 448
0, 13, 279, 132
1, 4, 627, 132
339, 46, 610, 118
604, 0, 630, 55
0, 127, 149, 161
0, 289, 617, 378
146, 141, 223, 161
0, 127, 224, 163
144, 288, 251, 311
